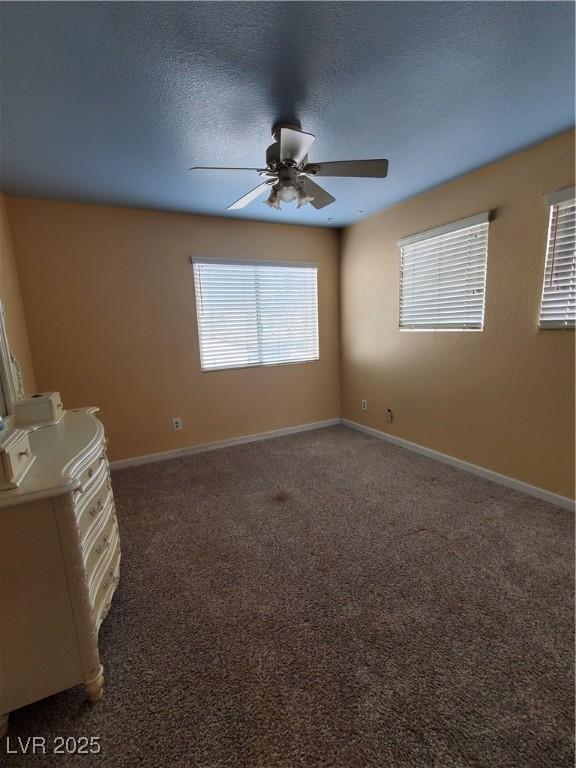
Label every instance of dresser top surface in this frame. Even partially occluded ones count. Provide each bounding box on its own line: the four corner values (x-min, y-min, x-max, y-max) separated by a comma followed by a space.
0, 408, 104, 507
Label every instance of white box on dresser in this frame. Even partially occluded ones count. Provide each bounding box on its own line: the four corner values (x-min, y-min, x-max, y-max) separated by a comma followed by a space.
13, 391, 64, 427
0, 407, 121, 737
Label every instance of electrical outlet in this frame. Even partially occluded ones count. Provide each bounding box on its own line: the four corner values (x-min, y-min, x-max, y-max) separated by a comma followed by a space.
384, 409, 393, 423
172, 417, 183, 431
361, 399, 368, 411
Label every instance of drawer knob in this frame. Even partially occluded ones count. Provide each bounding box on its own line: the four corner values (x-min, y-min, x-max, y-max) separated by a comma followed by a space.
87, 468, 94, 478
95, 535, 110, 554
89, 500, 104, 518
102, 568, 114, 589
102, 567, 120, 590
18, 448, 31, 459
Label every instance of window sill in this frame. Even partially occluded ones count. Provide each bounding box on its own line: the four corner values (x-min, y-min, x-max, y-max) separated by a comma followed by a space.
200, 358, 320, 373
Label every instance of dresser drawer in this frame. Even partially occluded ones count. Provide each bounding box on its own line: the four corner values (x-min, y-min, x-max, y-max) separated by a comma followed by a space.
77, 486, 114, 546
74, 458, 108, 507
78, 443, 108, 492
83, 504, 117, 587
93, 543, 121, 631
89, 523, 120, 611
0, 430, 35, 490
75, 470, 113, 545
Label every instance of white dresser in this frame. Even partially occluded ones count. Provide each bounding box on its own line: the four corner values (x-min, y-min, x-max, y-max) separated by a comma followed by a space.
0, 407, 121, 736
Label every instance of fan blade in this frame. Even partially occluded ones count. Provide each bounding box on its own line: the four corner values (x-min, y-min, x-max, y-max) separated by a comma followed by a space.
305, 159, 389, 178
279, 128, 315, 164
189, 166, 262, 171
227, 182, 272, 210
301, 177, 336, 210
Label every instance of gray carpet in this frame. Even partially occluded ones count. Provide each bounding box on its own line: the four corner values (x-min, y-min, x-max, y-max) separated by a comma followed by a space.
4, 425, 574, 767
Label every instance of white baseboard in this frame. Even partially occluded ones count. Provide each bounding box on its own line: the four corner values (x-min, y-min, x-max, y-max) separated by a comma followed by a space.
110, 418, 341, 470
342, 419, 575, 511
110, 415, 574, 511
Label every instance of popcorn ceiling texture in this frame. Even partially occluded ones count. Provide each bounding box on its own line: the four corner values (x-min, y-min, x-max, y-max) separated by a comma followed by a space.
5, 426, 574, 767
1, 3, 574, 227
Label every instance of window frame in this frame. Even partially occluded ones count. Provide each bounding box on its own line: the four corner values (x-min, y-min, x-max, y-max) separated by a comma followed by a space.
191, 257, 320, 372
397, 212, 490, 333
538, 186, 575, 331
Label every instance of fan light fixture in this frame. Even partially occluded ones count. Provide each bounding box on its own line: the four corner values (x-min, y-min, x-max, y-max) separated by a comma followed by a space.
278, 182, 299, 203
264, 188, 281, 209
297, 190, 315, 209
265, 180, 315, 210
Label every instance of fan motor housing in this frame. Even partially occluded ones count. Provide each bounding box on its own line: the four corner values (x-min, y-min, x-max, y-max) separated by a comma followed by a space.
266, 141, 281, 168
267, 122, 304, 169
266, 144, 308, 170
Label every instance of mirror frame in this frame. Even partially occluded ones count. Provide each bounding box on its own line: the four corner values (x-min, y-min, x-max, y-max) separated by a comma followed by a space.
0, 301, 24, 427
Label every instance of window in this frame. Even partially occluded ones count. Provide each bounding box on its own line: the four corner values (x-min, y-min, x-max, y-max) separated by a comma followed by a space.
398, 213, 490, 331
539, 187, 575, 329
192, 259, 319, 371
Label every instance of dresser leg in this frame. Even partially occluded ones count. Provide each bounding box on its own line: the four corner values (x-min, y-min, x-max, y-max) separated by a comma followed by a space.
0, 713, 8, 737
84, 666, 104, 702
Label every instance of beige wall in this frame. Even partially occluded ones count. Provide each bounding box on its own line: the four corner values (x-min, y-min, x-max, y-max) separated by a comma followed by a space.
5, 199, 340, 461
0, 194, 36, 393
341, 130, 575, 498
3, 131, 574, 496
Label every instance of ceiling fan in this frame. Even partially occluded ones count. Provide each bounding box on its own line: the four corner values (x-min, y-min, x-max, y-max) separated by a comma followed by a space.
189, 123, 388, 211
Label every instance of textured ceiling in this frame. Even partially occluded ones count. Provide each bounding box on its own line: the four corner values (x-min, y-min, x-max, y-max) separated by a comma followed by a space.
0, 2, 574, 228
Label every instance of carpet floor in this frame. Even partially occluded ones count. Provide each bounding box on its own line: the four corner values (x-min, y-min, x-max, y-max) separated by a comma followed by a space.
4, 425, 574, 767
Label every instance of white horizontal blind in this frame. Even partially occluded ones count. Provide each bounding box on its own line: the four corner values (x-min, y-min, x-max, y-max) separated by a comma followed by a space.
539, 194, 575, 329
193, 260, 319, 371
399, 215, 489, 330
